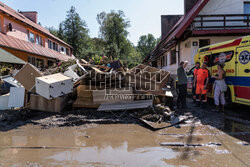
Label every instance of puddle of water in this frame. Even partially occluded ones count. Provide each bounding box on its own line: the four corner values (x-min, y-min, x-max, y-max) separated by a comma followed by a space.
0, 123, 249, 167
0, 124, 179, 167
224, 117, 250, 142
49, 143, 177, 167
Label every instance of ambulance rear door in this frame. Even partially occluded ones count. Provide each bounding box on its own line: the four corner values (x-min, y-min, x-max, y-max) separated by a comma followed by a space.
235, 46, 250, 103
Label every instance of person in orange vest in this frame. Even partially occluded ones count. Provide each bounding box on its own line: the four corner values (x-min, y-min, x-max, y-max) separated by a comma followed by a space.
193, 62, 209, 108
192, 62, 200, 102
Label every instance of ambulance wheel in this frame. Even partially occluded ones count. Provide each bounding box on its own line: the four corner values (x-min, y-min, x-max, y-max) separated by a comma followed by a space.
225, 87, 232, 108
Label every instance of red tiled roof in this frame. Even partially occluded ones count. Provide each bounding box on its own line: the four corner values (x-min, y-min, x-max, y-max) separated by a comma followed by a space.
0, 1, 72, 49
145, 0, 210, 62
0, 32, 73, 61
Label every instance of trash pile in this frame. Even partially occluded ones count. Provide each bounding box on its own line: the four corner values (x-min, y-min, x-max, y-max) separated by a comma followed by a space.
0, 59, 175, 127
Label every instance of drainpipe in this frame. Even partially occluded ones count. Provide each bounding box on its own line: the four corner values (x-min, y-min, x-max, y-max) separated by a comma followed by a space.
177, 41, 181, 65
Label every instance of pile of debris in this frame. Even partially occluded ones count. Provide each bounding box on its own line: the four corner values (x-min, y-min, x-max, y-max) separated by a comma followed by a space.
0, 59, 175, 128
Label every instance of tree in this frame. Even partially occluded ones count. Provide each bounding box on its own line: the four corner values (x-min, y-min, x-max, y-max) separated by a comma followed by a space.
57, 22, 65, 41
47, 26, 58, 37
97, 10, 130, 60
63, 6, 91, 58
137, 34, 157, 60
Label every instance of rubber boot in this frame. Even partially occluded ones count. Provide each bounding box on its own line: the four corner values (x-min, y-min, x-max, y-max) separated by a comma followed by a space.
221, 105, 225, 112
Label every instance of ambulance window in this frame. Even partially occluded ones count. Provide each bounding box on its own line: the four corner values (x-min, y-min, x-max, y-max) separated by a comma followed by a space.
203, 55, 212, 67
207, 51, 234, 67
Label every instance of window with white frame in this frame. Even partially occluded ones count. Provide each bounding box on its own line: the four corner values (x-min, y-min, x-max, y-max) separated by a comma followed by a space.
27, 30, 35, 43
36, 35, 43, 46
60, 46, 65, 53
66, 48, 69, 55
52, 42, 58, 51
48, 40, 52, 49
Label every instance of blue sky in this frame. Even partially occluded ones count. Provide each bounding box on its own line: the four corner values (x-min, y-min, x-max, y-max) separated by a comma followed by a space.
1, 0, 184, 45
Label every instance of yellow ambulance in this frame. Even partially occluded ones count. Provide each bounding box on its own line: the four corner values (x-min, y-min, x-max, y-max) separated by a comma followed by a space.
188, 36, 250, 106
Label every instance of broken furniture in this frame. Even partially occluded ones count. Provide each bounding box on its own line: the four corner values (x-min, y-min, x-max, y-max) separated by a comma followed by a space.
125, 64, 170, 95
14, 63, 43, 91
8, 87, 25, 108
0, 93, 10, 110
35, 73, 73, 100
64, 64, 81, 82
0, 75, 21, 94
30, 94, 69, 112
73, 85, 133, 109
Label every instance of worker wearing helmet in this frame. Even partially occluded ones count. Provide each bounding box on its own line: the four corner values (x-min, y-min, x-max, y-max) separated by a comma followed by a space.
193, 62, 209, 108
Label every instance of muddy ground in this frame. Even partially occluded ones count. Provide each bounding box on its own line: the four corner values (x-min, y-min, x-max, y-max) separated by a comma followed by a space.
0, 98, 242, 131
0, 97, 249, 166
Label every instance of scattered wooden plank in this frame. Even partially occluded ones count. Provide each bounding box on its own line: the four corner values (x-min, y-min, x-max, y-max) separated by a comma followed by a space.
97, 100, 153, 111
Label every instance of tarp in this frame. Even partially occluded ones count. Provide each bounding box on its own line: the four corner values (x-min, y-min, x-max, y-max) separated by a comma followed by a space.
0, 48, 26, 64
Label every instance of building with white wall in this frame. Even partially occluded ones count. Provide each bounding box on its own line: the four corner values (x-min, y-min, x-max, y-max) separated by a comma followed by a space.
145, 0, 250, 74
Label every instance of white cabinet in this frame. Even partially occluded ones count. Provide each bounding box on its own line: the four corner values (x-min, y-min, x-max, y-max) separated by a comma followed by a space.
35, 73, 73, 100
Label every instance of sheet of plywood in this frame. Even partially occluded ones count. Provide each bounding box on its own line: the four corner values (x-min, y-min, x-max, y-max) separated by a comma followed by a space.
97, 100, 153, 111
14, 63, 43, 91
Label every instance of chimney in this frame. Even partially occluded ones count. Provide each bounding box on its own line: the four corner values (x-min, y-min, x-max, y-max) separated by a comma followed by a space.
184, 0, 198, 14
161, 15, 182, 39
19, 11, 38, 23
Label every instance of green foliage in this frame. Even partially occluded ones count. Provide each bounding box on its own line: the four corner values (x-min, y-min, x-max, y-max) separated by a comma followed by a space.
97, 10, 130, 60
137, 33, 157, 60
91, 55, 102, 65
63, 6, 91, 59
47, 7, 158, 68
46, 26, 58, 37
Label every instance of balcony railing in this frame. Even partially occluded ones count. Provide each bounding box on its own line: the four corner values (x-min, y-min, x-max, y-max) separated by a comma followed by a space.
191, 14, 250, 30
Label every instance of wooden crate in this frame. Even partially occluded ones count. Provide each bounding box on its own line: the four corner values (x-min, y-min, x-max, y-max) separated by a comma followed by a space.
73, 85, 134, 109
30, 94, 68, 112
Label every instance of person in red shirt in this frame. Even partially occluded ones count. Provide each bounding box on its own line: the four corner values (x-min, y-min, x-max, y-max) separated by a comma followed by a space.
192, 62, 200, 102
193, 62, 209, 108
